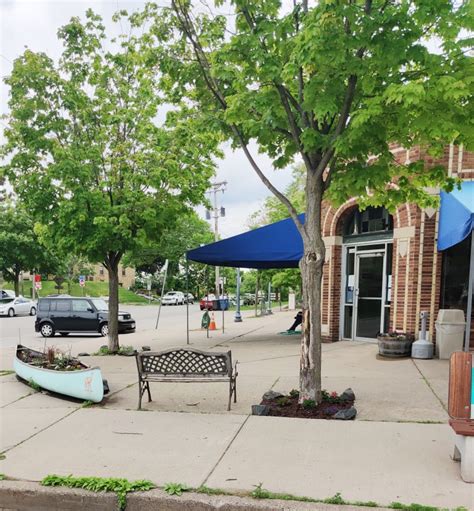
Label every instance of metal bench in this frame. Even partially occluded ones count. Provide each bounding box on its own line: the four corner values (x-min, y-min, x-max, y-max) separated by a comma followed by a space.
449, 351, 474, 482
135, 347, 238, 411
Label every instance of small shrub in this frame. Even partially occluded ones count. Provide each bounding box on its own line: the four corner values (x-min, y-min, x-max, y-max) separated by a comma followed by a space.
276, 396, 291, 407
289, 389, 299, 398
302, 399, 316, 409
0, 474, 5, 480
321, 390, 341, 404
163, 482, 189, 496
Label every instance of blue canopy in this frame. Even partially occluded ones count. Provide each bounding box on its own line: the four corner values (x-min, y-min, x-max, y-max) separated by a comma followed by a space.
438, 181, 474, 251
187, 214, 304, 269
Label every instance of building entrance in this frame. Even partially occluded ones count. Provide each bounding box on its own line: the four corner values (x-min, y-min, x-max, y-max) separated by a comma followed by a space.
342, 243, 392, 341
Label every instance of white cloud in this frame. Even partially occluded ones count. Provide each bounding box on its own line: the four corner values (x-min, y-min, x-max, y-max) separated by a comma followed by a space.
1, 0, 294, 237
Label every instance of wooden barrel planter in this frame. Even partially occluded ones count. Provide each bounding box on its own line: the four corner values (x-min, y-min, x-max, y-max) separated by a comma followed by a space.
377, 334, 413, 358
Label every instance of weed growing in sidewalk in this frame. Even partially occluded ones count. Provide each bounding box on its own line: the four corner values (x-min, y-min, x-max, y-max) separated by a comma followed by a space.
163, 482, 189, 496
41, 474, 155, 510
194, 485, 231, 496
81, 400, 95, 408
0, 370, 14, 377
93, 346, 135, 356
0, 474, 5, 480
28, 379, 41, 391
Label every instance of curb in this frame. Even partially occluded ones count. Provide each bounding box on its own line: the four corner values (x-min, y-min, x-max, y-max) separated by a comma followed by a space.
0, 481, 392, 511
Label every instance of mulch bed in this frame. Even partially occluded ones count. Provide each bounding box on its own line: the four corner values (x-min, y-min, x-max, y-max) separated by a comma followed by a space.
260, 393, 355, 420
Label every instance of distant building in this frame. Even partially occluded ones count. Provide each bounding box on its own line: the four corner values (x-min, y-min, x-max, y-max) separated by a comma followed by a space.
88, 264, 135, 289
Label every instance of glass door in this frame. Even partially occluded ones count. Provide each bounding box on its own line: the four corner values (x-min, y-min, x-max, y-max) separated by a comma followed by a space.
354, 253, 384, 339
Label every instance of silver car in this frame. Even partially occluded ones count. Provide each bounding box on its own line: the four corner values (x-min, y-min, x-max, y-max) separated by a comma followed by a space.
0, 296, 37, 317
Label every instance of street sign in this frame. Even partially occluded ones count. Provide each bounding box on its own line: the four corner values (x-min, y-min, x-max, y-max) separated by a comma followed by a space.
79, 275, 86, 287
34, 274, 41, 290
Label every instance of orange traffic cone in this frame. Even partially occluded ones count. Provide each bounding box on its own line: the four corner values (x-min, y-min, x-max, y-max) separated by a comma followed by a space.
209, 312, 217, 331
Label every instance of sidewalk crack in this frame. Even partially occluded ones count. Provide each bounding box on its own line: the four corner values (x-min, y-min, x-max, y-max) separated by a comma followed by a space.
1, 407, 80, 455
411, 359, 448, 412
200, 414, 251, 487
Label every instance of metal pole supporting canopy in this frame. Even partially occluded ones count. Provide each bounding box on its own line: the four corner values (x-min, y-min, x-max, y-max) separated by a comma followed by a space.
465, 233, 474, 351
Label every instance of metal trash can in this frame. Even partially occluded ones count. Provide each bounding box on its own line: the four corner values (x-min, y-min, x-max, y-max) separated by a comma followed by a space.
435, 309, 466, 359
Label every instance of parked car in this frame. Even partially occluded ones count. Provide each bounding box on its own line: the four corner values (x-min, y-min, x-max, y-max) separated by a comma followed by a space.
35, 296, 135, 337
199, 294, 216, 310
0, 296, 37, 317
161, 291, 185, 306
184, 293, 194, 304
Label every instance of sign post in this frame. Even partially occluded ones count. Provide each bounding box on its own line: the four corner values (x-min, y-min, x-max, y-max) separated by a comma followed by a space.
79, 275, 85, 296
34, 274, 42, 298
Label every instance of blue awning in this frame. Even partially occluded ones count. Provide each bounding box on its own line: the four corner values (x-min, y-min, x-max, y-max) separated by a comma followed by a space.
187, 214, 304, 269
438, 181, 474, 251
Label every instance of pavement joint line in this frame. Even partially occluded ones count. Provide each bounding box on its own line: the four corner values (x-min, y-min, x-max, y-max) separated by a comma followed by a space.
211, 326, 265, 348
241, 354, 299, 365
1, 390, 38, 409
1, 406, 80, 456
410, 358, 448, 413
200, 413, 251, 488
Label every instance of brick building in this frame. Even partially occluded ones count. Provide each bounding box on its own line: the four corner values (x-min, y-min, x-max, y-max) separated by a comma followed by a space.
319, 144, 473, 346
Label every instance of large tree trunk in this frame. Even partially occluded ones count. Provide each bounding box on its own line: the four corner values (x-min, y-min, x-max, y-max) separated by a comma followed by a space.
299, 170, 325, 404
105, 253, 121, 353
14, 274, 20, 297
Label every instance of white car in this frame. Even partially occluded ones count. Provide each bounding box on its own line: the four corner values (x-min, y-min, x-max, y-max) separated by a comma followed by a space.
0, 296, 37, 317
161, 291, 185, 306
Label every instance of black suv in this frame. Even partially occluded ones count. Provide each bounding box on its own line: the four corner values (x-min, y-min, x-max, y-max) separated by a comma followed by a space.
35, 296, 136, 338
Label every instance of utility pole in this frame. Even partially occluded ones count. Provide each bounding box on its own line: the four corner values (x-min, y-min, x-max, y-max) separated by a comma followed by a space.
206, 181, 227, 296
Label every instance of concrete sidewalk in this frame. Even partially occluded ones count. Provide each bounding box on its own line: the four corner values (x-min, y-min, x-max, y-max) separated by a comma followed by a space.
1, 310, 471, 509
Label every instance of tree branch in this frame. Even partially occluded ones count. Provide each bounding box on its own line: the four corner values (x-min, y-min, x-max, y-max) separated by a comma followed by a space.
171, 1, 306, 239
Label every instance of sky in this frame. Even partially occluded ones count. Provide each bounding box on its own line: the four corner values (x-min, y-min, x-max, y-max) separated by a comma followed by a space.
0, 0, 296, 238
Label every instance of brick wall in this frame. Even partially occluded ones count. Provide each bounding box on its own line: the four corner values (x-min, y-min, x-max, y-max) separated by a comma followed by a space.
319, 144, 472, 345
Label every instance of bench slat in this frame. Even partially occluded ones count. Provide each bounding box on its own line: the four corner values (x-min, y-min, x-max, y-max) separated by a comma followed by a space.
449, 352, 472, 420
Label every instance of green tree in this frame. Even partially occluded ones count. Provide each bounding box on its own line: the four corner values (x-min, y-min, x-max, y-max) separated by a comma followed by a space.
1, 9, 219, 350
125, 212, 215, 294
0, 205, 59, 296
146, 0, 472, 401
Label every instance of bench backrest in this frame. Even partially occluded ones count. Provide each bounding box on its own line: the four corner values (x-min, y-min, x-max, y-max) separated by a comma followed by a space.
136, 348, 232, 377
449, 351, 473, 419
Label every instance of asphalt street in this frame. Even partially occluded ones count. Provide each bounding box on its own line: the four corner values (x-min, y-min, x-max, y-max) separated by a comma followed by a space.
0, 303, 213, 351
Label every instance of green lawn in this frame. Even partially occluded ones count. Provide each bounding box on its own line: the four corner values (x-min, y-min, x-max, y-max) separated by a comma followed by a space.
4, 281, 149, 304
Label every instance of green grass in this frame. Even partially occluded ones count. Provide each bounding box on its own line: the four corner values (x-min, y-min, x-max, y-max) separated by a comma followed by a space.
5, 281, 149, 304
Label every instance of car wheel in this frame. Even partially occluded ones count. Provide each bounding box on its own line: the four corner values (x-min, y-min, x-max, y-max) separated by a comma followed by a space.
40, 323, 54, 337
7, 308, 15, 317
100, 323, 109, 337
30, 307, 37, 316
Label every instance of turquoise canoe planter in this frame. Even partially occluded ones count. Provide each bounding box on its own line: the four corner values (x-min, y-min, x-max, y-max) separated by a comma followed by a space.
14, 345, 104, 403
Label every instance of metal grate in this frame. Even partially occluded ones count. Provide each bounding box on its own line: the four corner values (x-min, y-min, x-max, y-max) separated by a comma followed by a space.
141, 349, 229, 376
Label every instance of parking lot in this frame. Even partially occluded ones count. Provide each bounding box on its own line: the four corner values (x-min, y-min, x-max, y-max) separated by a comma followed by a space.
0, 303, 209, 351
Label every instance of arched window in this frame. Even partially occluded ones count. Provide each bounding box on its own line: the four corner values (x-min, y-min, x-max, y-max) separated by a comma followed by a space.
343, 207, 393, 237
